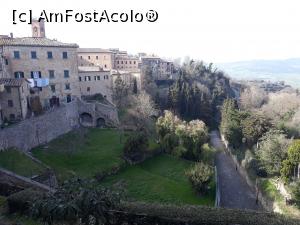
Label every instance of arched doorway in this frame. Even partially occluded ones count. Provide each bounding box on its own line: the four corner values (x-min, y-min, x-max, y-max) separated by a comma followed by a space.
80, 113, 93, 127
96, 117, 106, 128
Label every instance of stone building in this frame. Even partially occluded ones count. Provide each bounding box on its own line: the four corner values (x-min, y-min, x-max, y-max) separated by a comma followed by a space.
77, 48, 113, 70
78, 70, 112, 102
141, 56, 174, 80
111, 49, 140, 72
111, 70, 141, 92
0, 27, 80, 108
0, 78, 30, 123
78, 48, 140, 73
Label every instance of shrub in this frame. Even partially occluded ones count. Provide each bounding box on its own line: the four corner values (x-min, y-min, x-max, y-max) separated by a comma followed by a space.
161, 133, 179, 153
280, 139, 300, 182
200, 144, 216, 166
186, 162, 213, 194
121, 201, 298, 225
7, 189, 43, 214
291, 181, 300, 207
123, 132, 148, 162
172, 145, 187, 158
31, 178, 120, 225
256, 130, 290, 176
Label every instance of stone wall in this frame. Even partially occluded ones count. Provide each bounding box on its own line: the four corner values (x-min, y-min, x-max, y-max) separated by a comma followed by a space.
0, 168, 54, 195
0, 98, 119, 151
0, 101, 79, 151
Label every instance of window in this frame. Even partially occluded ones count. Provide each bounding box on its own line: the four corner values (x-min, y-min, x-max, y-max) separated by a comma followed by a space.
49, 70, 55, 79
65, 83, 70, 90
79, 76, 82, 82
121, 61, 123, 64
50, 84, 56, 93
88, 56, 91, 59
64, 70, 69, 78
31, 51, 37, 59
130, 61, 132, 64
47, 51, 53, 59
134, 61, 136, 64
14, 71, 24, 78
87, 87, 90, 92
96, 56, 98, 59
104, 64, 107, 68
31, 71, 42, 78
9, 114, 15, 120
125, 61, 127, 64
5, 59, 8, 65
117, 61, 119, 64
13, 51, 20, 59
84, 76, 91, 81
62, 52, 68, 59
66, 94, 71, 103
5, 87, 11, 93
94, 76, 97, 81
80, 56, 83, 59
97, 76, 100, 80
8, 100, 13, 107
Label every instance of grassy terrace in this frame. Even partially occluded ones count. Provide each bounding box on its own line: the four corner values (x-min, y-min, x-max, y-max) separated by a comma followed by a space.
103, 154, 215, 206
28, 128, 215, 206
0, 149, 45, 177
32, 128, 126, 182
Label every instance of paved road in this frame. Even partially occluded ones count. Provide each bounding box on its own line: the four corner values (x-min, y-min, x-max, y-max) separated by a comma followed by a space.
210, 130, 262, 210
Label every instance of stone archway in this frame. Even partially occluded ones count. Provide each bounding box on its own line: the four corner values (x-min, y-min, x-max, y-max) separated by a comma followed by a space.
96, 117, 106, 128
80, 112, 93, 127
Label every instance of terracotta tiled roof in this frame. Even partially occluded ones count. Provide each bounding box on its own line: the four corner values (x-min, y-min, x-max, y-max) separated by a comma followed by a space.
0, 37, 78, 48
0, 78, 28, 87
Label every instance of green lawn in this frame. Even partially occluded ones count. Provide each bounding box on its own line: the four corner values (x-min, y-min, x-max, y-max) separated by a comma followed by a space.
103, 154, 215, 206
32, 128, 126, 182
31, 128, 215, 206
0, 149, 45, 177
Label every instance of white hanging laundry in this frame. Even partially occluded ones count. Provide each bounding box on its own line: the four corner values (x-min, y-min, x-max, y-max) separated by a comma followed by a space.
36, 78, 43, 87
41, 78, 49, 86
28, 79, 35, 87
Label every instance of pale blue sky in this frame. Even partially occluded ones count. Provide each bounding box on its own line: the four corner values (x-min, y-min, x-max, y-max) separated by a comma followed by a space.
1, 0, 300, 63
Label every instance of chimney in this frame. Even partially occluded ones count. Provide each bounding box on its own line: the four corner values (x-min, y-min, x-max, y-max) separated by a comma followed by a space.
10, 33, 13, 38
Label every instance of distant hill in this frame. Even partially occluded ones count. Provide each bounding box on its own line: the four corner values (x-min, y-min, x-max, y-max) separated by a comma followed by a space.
217, 58, 300, 88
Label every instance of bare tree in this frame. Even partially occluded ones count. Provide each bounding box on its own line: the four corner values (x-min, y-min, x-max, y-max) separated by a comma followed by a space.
128, 91, 158, 135
240, 85, 267, 110
261, 92, 300, 119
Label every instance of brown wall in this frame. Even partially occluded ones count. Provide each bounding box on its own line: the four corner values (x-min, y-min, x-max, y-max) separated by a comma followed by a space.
78, 52, 113, 70
2, 46, 80, 106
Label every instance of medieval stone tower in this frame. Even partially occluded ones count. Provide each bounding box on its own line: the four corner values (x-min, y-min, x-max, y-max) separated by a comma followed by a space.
31, 19, 46, 38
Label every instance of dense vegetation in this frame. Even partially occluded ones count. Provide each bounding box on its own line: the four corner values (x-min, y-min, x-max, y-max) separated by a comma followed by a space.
145, 60, 234, 126
220, 84, 300, 212
156, 110, 209, 160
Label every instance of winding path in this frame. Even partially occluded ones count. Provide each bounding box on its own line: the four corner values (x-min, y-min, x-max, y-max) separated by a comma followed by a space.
210, 130, 262, 210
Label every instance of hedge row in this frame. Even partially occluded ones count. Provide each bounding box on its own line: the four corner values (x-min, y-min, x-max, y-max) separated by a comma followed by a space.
120, 202, 300, 225
6, 189, 300, 225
